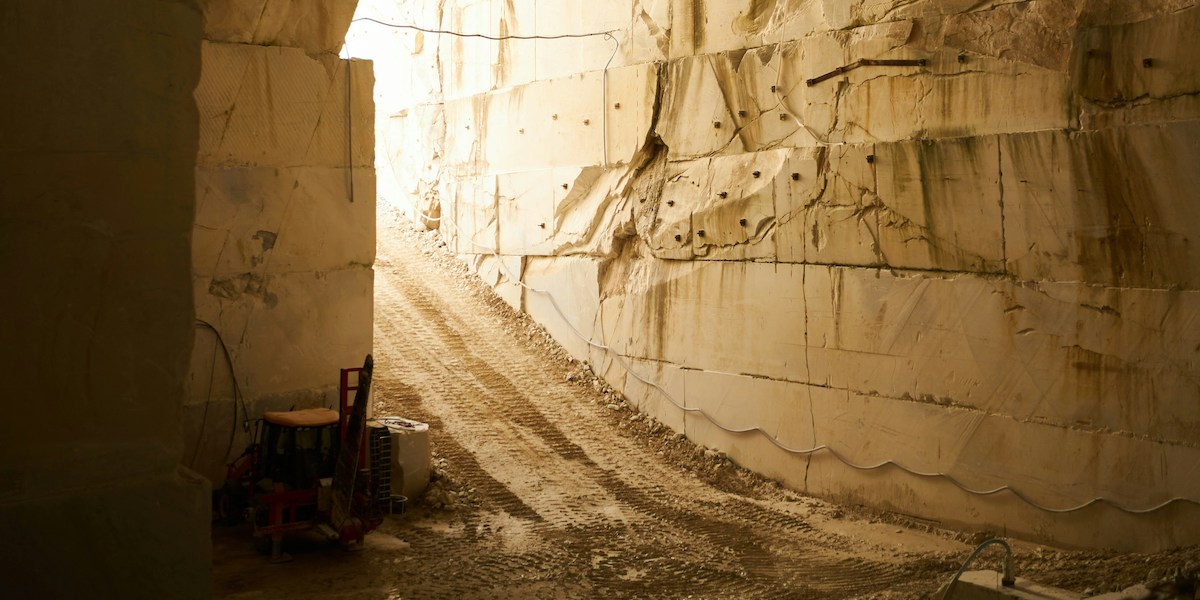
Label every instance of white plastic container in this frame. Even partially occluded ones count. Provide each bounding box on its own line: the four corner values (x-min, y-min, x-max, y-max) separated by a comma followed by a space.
369, 417, 431, 502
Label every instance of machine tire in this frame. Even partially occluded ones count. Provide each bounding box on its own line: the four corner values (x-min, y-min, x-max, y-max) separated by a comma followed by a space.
214, 482, 247, 526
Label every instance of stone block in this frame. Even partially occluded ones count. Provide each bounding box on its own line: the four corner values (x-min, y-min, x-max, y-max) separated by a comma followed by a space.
603, 62, 662, 165
850, 0, 1021, 23
437, 0, 507, 100
692, 149, 780, 260
629, 0, 672, 64
441, 63, 658, 176
728, 45, 819, 151
0, 468, 211, 598
776, 35, 845, 144
497, 170, 560, 256
665, 367, 1200, 551
2, 0, 209, 594
1077, 1, 1199, 26
372, 0, 1200, 552
190, 266, 374, 403
875, 135, 1005, 273
801, 143, 882, 266
671, 368, 818, 448
466, 254, 524, 310
656, 51, 820, 160
660, 29, 1068, 155
836, 48, 1070, 144
650, 158, 705, 259
193, 166, 375, 276
198, 0, 358, 56
802, 266, 1200, 442
651, 150, 788, 260
598, 260, 808, 382
195, 41, 374, 168
447, 175, 499, 255
773, 147, 826, 263
441, 96, 487, 178
524, 256, 602, 359
944, 2, 1079, 71
668, 0, 826, 57
531, 2, 633, 82
436, 0, 666, 99
1001, 122, 1200, 289
1073, 6, 1200, 110
498, 0, 538, 88
378, 105, 445, 221
547, 165, 638, 258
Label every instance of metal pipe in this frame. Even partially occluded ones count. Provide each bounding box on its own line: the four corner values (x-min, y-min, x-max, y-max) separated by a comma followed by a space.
806, 58, 927, 86
939, 538, 1016, 599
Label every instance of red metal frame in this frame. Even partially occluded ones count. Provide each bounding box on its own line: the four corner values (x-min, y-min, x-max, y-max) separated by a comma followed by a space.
340, 367, 368, 468
339, 367, 363, 437
255, 485, 319, 536
218, 363, 381, 561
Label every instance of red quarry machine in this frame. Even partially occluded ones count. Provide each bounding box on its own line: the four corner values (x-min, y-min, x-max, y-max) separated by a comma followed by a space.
215, 354, 407, 561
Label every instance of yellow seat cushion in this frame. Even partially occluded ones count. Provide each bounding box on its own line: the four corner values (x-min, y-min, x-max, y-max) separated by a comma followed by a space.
263, 408, 340, 428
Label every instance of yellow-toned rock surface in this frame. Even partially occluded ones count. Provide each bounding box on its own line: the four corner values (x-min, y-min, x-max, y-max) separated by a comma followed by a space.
186, 12, 375, 482
353, 0, 1200, 550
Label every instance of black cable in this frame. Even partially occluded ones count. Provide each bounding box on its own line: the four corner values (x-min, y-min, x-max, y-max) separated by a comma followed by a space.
188, 333, 220, 469
351, 17, 614, 40
345, 46, 355, 203
195, 319, 251, 462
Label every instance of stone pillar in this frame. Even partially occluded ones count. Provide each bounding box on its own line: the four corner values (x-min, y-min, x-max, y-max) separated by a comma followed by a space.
185, 0, 375, 483
0, 0, 210, 596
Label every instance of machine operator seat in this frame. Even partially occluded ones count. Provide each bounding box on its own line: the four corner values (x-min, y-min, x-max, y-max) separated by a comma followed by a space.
258, 408, 341, 490
263, 408, 340, 428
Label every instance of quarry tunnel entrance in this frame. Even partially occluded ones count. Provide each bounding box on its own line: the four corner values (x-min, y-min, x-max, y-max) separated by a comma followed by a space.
10, 1, 1200, 598
211, 0, 1200, 595
213, 0, 1200, 597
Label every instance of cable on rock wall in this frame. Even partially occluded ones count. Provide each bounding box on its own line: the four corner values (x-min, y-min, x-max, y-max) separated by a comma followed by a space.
351, 17, 615, 41
349, 17, 621, 166
193, 319, 252, 466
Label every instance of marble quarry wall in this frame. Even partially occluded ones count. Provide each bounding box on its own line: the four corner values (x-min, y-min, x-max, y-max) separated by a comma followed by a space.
361, 0, 1200, 550
1, 0, 210, 596
186, 0, 376, 483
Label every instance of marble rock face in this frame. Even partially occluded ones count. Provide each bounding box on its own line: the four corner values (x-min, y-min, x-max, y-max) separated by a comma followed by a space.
3, 1, 213, 596
187, 12, 376, 482
198, 0, 360, 55
367, 0, 1200, 551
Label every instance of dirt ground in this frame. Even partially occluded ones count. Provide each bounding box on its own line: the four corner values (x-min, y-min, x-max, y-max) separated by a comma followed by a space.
212, 207, 1200, 599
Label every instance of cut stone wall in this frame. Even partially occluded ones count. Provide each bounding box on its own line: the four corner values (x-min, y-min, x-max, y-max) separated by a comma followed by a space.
186, 0, 374, 483
199, 0, 359, 55
0, 0, 210, 596
357, 0, 1200, 550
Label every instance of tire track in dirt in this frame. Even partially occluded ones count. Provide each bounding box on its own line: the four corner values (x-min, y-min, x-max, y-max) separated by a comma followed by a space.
380, 280, 795, 596
375, 253, 930, 598
373, 286, 545, 524
363, 219, 969, 598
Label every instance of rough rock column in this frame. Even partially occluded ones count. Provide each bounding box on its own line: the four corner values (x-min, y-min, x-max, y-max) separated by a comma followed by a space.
185, 0, 375, 482
0, 0, 210, 596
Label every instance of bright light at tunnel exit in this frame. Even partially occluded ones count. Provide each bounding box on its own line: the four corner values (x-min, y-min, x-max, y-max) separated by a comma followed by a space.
340, 0, 620, 231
